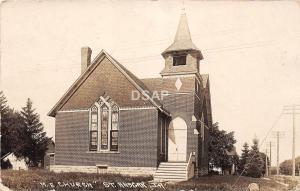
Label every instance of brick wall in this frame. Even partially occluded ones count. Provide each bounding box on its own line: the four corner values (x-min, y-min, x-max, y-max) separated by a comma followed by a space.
160, 52, 199, 76
62, 57, 152, 110
161, 76, 209, 175
55, 109, 159, 167
162, 90, 198, 162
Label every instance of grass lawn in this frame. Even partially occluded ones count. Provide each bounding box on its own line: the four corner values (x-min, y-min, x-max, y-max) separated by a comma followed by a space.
1, 170, 296, 191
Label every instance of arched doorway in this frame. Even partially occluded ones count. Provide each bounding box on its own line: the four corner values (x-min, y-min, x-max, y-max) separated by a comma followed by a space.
168, 117, 187, 161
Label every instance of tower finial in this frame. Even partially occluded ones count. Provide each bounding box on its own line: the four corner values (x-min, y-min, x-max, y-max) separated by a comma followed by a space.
181, 0, 186, 15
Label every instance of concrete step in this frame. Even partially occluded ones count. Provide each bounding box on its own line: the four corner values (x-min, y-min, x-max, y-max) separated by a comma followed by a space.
155, 170, 186, 174
157, 166, 187, 170
154, 174, 187, 178
159, 162, 187, 166
154, 162, 189, 182
158, 167, 186, 169
154, 177, 187, 182
156, 170, 186, 174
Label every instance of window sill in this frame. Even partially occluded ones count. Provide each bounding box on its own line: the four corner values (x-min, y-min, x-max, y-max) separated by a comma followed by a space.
86, 151, 120, 154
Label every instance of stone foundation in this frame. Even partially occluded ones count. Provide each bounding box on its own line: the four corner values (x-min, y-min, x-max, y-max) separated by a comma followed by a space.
50, 165, 98, 173
50, 165, 156, 176
108, 167, 156, 176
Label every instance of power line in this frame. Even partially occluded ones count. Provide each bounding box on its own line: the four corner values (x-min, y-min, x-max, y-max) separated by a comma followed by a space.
7, 38, 280, 73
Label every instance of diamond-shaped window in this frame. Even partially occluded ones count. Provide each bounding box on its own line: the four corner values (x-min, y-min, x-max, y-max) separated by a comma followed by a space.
175, 78, 182, 91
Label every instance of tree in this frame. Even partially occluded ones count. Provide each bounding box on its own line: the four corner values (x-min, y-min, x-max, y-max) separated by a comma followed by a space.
2, 109, 23, 156
279, 156, 300, 175
18, 98, 50, 167
208, 122, 237, 174
0, 92, 22, 156
0, 91, 8, 114
0, 92, 25, 169
238, 142, 250, 174
244, 138, 265, 178
0, 91, 10, 156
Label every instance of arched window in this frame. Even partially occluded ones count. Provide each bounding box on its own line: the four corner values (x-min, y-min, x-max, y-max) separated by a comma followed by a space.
100, 104, 109, 150
89, 105, 98, 151
110, 105, 119, 151
89, 97, 120, 152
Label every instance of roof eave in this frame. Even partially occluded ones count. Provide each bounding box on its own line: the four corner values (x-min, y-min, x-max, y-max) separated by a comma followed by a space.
48, 50, 107, 117
48, 50, 170, 117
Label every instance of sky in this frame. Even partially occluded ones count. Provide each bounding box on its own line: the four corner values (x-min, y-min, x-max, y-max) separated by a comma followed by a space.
1, 0, 300, 165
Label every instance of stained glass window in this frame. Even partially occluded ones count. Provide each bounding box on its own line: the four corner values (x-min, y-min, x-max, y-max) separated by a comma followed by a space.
89, 99, 119, 152
110, 105, 119, 151
101, 105, 109, 150
90, 106, 98, 151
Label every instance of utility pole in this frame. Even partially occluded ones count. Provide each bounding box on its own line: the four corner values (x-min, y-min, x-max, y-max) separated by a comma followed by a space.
0, 112, 2, 183
265, 141, 274, 175
283, 105, 300, 179
265, 149, 269, 177
269, 142, 272, 168
292, 106, 296, 178
276, 133, 279, 175
272, 131, 285, 175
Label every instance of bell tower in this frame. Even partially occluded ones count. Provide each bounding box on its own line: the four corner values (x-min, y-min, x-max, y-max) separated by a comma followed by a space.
160, 13, 203, 77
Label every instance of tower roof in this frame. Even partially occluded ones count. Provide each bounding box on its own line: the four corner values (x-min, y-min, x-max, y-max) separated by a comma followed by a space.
162, 13, 199, 55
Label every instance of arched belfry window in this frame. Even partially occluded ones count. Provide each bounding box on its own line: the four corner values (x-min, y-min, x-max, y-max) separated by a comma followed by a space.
173, 53, 187, 66
89, 97, 119, 152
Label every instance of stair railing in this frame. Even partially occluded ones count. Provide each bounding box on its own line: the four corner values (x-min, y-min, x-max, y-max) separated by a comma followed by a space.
186, 152, 195, 180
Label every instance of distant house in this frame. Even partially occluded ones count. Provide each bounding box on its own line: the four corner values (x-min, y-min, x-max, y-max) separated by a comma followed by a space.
48, 13, 213, 181
44, 140, 55, 169
3, 153, 27, 170
225, 146, 238, 175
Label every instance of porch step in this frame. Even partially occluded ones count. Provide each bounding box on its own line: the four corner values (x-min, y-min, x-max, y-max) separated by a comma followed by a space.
154, 162, 188, 182
157, 166, 187, 170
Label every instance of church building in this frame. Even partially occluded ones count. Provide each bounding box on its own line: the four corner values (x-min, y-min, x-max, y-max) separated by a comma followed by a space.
48, 13, 213, 182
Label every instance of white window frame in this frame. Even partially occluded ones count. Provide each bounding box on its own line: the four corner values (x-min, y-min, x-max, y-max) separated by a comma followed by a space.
110, 104, 119, 151
88, 96, 119, 152
89, 105, 99, 151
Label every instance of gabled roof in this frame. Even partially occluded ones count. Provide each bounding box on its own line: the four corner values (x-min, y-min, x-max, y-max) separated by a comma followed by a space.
162, 13, 199, 55
48, 50, 170, 117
